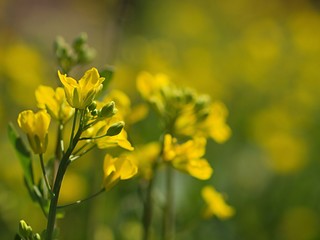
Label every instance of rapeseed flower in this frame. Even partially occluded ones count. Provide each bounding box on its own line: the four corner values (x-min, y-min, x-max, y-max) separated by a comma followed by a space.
201, 185, 235, 220
125, 142, 161, 180
103, 154, 138, 190
175, 101, 231, 143
102, 89, 148, 126
82, 118, 134, 151
136, 72, 231, 143
58, 67, 104, 109
17, 110, 51, 154
162, 134, 213, 180
35, 85, 74, 123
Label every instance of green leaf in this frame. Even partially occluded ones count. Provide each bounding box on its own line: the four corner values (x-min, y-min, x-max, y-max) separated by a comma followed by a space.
8, 123, 34, 187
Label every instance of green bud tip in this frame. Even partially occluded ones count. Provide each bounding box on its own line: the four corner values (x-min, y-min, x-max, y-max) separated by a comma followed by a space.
88, 101, 97, 111
99, 101, 117, 118
106, 121, 125, 136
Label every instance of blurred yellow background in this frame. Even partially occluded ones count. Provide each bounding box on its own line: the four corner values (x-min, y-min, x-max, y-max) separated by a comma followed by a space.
1, 0, 320, 239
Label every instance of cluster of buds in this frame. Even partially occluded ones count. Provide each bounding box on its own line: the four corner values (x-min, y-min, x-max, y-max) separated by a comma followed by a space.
17, 220, 41, 240
54, 33, 96, 73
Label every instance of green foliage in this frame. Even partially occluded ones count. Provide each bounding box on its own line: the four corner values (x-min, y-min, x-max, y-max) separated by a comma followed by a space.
8, 123, 35, 196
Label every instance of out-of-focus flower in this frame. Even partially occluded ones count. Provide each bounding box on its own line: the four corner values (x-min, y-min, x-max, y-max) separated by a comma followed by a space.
176, 101, 231, 143
201, 185, 235, 220
136, 71, 171, 114
35, 85, 74, 123
126, 142, 161, 180
136, 72, 231, 143
82, 118, 134, 151
102, 89, 148, 126
58, 67, 105, 109
103, 154, 138, 190
136, 71, 170, 100
17, 110, 51, 154
163, 134, 212, 180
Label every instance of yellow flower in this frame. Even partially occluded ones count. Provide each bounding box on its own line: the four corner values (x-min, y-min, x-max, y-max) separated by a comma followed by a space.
103, 154, 138, 190
126, 142, 161, 180
82, 118, 134, 151
163, 134, 213, 180
136, 71, 170, 114
175, 101, 231, 143
201, 186, 235, 220
35, 85, 74, 123
58, 67, 105, 109
202, 102, 231, 143
136, 71, 170, 100
102, 90, 148, 126
17, 110, 51, 154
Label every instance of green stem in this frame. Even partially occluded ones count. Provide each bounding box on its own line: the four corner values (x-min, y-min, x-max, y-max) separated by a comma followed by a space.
163, 165, 174, 240
69, 109, 78, 147
69, 144, 96, 163
57, 188, 105, 209
53, 122, 64, 185
45, 150, 71, 240
142, 176, 155, 240
39, 154, 53, 196
46, 112, 82, 240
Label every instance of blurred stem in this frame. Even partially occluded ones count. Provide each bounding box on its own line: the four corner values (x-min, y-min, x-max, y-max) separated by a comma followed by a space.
163, 165, 175, 240
46, 110, 83, 240
142, 176, 156, 240
142, 134, 166, 240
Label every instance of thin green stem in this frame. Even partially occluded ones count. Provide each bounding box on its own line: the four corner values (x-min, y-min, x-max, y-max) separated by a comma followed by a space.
57, 188, 105, 209
53, 122, 64, 185
69, 109, 78, 147
46, 111, 83, 240
72, 142, 90, 156
163, 165, 174, 240
45, 151, 71, 240
39, 154, 53, 196
142, 134, 165, 240
142, 176, 155, 240
79, 134, 107, 140
69, 144, 96, 163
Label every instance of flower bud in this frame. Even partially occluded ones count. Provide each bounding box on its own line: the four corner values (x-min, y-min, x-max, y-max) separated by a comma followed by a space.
99, 101, 117, 118
194, 95, 211, 112
106, 121, 124, 136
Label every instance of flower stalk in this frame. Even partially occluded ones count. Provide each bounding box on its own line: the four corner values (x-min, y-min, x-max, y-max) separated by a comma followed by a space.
163, 165, 175, 240
45, 113, 82, 240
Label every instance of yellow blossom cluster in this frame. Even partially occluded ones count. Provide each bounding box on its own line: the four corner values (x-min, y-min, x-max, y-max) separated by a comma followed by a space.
134, 71, 234, 221
16, 67, 137, 192
134, 71, 231, 181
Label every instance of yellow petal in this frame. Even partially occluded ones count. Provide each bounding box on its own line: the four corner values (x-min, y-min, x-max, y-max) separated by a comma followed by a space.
201, 186, 235, 220
103, 154, 138, 190
185, 159, 213, 180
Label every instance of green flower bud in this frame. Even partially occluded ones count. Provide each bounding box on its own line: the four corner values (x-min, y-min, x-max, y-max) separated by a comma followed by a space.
91, 109, 98, 116
19, 220, 28, 236
182, 88, 195, 103
106, 121, 124, 136
34, 233, 41, 240
99, 101, 117, 118
195, 95, 211, 112
88, 101, 97, 111
73, 32, 88, 52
